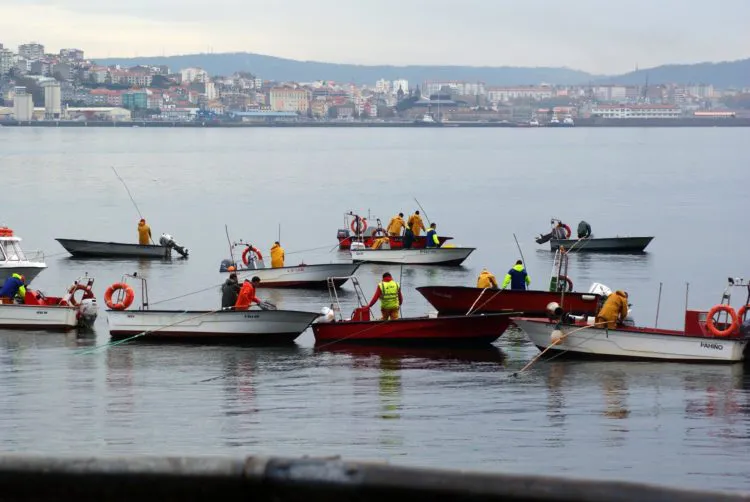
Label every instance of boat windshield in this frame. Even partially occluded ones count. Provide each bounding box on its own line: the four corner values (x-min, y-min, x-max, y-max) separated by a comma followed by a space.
2, 241, 25, 261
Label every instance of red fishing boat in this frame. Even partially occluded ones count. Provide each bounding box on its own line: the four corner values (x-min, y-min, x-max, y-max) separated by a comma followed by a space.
312, 277, 512, 345
336, 212, 452, 250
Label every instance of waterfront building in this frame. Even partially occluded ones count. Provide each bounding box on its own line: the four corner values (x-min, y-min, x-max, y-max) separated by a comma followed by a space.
269, 87, 310, 113
42, 81, 62, 119
13, 87, 34, 121
589, 104, 682, 119
18, 42, 44, 61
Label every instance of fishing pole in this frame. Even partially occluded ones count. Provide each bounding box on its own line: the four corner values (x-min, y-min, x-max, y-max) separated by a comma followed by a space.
225, 224, 235, 265
513, 233, 528, 275
112, 166, 154, 244
414, 197, 431, 225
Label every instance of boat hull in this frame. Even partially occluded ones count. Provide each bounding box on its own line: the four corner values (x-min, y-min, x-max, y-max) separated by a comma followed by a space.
514, 319, 748, 363
350, 247, 475, 266
312, 313, 511, 345
338, 235, 451, 250
417, 286, 601, 316
0, 304, 79, 330
221, 263, 361, 289
0, 265, 47, 285
550, 236, 653, 252
107, 309, 320, 343
56, 239, 171, 259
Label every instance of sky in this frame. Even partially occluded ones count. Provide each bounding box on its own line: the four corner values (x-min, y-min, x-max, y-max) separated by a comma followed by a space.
1, 0, 748, 75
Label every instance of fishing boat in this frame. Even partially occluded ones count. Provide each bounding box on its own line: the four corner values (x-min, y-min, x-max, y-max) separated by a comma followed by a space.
0, 276, 98, 330
105, 274, 319, 343
218, 242, 361, 288
312, 277, 512, 345
536, 219, 653, 252
0, 226, 46, 285
56, 234, 189, 259
336, 213, 452, 250
350, 242, 474, 266
513, 278, 750, 363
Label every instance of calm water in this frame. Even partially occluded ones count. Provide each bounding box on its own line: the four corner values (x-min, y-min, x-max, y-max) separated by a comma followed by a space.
0, 127, 748, 492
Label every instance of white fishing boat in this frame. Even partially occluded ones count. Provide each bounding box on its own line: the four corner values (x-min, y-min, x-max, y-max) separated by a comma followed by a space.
349, 243, 475, 266
0, 226, 46, 285
105, 274, 320, 343
513, 279, 750, 363
219, 255, 361, 288
0, 276, 98, 330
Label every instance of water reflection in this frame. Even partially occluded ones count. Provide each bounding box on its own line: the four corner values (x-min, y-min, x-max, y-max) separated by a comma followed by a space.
315, 344, 506, 368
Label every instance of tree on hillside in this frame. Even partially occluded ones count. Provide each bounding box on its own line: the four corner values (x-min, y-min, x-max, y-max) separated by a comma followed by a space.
151, 75, 174, 88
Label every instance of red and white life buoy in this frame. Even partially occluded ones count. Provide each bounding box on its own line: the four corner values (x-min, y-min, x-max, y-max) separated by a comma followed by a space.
706, 304, 739, 337
242, 246, 263, 266
737, 304, 749, 322
62, 282, 96, 306
104, 283, 135, 311
350, 218, 368, 234
557, 275, 574, 292
562, 224, 572, 239
371, 227, 387, 238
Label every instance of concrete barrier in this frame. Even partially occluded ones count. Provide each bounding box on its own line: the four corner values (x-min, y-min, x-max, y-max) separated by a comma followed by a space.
0, 454, 747, 501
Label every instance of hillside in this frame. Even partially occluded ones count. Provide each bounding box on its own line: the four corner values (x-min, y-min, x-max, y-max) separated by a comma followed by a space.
598, 58, 750, 88
97, 52, 597, 86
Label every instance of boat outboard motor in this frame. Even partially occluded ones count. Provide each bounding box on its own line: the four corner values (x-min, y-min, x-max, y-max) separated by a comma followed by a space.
219, 259, 237, 273
78, 299, 98, 329
159, 233, 189, 258
740, 316, 750, 337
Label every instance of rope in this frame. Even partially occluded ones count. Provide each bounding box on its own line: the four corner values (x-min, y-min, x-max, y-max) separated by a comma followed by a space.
465, 288, 489, 315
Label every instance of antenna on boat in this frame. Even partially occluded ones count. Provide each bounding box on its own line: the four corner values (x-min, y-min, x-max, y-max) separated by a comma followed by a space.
225, 224, 235, 266
655, 282, 663, 328
684, 282, 690, 314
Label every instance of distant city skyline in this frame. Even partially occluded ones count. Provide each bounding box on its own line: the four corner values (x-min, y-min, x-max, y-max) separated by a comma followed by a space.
2, 0, 749, 74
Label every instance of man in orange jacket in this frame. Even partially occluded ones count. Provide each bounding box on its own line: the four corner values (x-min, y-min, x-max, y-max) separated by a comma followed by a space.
234, 277, 262, 310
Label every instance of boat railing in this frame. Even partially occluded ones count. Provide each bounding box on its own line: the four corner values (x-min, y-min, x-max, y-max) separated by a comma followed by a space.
25, 250, 45, 263
326, 276, 368, 321
122, 272, 149, 310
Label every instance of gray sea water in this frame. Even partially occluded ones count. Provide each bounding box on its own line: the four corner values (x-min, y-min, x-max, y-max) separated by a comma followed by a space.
0, 127, 748, 492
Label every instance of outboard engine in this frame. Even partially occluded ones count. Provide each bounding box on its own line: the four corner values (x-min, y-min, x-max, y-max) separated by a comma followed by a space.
219, 259, 236, 273
740, 316, 750, 337
160, 233, 189, 258
588, 282, 613, 297
77, 298, 98, 330
337, 229, 350, 241
351, 242, 366, 252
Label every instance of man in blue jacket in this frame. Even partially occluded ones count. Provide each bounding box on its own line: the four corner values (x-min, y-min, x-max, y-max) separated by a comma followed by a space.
502, 260, 531, 290
0, 273, 27, 302
425, 223, 440, 248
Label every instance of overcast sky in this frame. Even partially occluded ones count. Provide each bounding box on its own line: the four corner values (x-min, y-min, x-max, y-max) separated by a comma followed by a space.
1, 0, 748, 74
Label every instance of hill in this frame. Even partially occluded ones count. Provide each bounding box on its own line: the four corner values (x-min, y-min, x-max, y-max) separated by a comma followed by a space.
97, 52, 597, 86
598, 58, 750, 88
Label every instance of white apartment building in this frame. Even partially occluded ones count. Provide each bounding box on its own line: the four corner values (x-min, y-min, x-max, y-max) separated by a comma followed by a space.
180, 67, 208, 83
590, 105, 682, 119
204, 81, 217, 100
18, 42, 44, 61
375, 79, 391, 94
486, 86, 554, 103
423, 81, 484, 96
269, 87, 310, 113
0, 48, 14, 75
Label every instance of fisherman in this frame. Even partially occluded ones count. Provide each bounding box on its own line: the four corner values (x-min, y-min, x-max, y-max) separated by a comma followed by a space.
270, 241, 285, 268
138, 218, 151, 245
502, 260, 531, 291
221, 271, 241, 308
234, 277, 262, 310
402, 226, 415, 249
595, 290, 629, 329
577, 220, 592, 239
476, 269, 499, 289
367, 272, 403, 320
387, 213, 406, 236
0, 273, 26, 303
407, 211, 426, 237
425, 222, 440, 248
552, 221, 568, 240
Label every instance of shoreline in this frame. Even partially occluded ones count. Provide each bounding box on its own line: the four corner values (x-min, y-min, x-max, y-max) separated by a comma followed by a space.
2, 118, 749, 128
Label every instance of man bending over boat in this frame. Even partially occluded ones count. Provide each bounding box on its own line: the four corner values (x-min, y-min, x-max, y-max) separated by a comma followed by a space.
234, 277, 262, 310
387, 213, 406, 236
221, 271, 241, 308
595, 291, 629, 329
477, 269, 499, 289
367, 272, 403, 320
0, 273, 26, 303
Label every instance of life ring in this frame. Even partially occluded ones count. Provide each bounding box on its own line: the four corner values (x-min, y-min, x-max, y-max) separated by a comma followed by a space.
242, 246, 263, 266
557, 275, 574, 292
737, 304, 749, 322
104, 283, 135, 311
372, 228, 387, 238
63, 283, 95, 306
562, 224, 572, 239
706, 304, 738, 337
350, 218, 368, 234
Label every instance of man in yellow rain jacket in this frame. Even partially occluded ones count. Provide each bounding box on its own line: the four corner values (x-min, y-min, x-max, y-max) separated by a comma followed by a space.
387, 213, 406, 236
270, 241, 285, 268
476, 269, 499, 289
407, 211, 426, 236
137, 219, 151, 245
595, 291, 629, 329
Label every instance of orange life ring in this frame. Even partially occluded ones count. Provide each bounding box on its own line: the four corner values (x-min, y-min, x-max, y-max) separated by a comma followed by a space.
706, 304, 738, 337
557, 275, 574, 292
242, 246, 263, 266
737, 304, 749, 322
372, 227, 387, 238
64, 283, 96, 306
562, 224, 572, 239
0, 227, 13, 237
350, 218, 368, 234
104, 283, 135, 311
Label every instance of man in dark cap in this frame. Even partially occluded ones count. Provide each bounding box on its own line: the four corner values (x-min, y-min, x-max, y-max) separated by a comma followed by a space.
221, 271, 241, 308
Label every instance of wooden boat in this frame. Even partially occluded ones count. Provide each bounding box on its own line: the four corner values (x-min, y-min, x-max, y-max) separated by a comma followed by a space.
416, 286, 601, 316
105, 274, 318, 344
350, 244, 474, 266
56, 234, 188, 259
0, 226, 46, 285
0, 276, 98, 330
219, 258, 361, 289
513, 278, 750, 363
549, 236, 654, 253
311, 277, 511, 345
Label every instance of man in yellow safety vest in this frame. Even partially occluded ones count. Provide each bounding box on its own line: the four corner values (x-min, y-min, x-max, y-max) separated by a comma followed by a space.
366, 272, 403, 320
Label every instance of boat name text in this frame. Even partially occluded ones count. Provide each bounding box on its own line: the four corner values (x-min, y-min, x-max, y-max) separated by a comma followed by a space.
700, 342, 723, 350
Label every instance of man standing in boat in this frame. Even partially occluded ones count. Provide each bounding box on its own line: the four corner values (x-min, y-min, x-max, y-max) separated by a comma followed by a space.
367, 272, 403, 320
502, 260, 531, 291
138, 218, 151, 245
270, 242, 285, 268
0, 273, 26, 303
407, 211, 426, 236
387, 213, 406, 236
425, 223, 441, 248
234, 277, 262, 310
221, 270, 241, 308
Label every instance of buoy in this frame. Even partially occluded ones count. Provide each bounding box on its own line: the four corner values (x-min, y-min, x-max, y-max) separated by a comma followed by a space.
546, 302, 562, 316
550, 329, 564, 344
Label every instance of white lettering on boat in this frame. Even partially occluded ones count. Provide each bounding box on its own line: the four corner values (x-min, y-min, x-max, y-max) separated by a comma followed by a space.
700, 342, 724, 350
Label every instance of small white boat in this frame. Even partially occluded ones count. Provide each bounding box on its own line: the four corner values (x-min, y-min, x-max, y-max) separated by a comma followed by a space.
350, 243, 475, 266
105, 274, 320, 343
0, 276, 98, 331
513, 279, 750, 363
219, 259, 361, 289
0, 226, 46, 285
